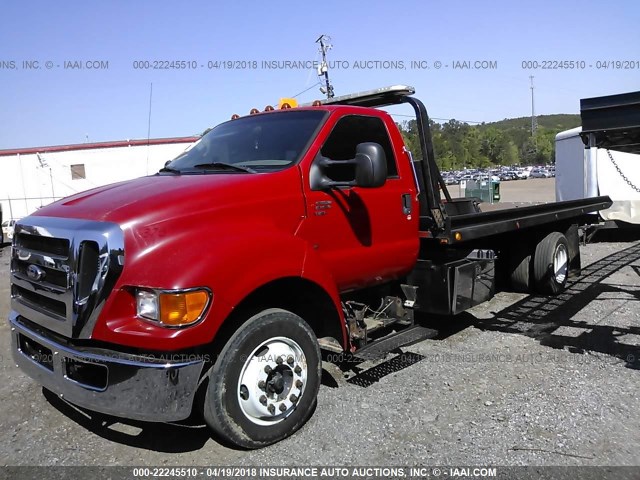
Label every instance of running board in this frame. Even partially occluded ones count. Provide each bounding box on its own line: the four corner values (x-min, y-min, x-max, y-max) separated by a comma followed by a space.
353, 326, 437, 361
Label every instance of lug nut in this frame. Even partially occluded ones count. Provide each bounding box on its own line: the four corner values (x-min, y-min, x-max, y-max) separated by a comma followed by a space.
268, 404, 276, 414
294, 365, 302, 375
276, 357, 283, 365
258, 380, 266, 390
279, 403, 287, 412
259, 395, 267, 405
287, 355, 294, 365
264, 365, 272, 374
239, 385, 249, 401
295, 380, 303, 388
290, 394, 298, 403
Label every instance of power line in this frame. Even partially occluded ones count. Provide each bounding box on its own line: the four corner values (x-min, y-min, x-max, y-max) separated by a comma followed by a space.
291, 81, 321, 99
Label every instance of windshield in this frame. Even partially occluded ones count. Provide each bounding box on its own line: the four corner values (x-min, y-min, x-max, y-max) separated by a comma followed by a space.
165, 110, 326, 174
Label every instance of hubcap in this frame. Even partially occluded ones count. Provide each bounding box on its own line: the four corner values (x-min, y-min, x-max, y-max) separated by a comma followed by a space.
553, 244, 568, 284
237, 337, 307, 426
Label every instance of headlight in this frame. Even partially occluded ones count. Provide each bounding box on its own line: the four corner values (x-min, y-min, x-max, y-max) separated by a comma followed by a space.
135, 288, 211, 327
136, 290, 159, 319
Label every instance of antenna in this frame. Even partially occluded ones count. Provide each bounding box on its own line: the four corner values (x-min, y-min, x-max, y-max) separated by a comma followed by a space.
146, 82, 153, 174
316, 35, 334, 99
529, 75, 537, 137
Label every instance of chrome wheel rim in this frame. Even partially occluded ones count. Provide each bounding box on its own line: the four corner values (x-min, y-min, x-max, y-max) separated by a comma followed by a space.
237, 336, 307, 426
553, 244, 568, 284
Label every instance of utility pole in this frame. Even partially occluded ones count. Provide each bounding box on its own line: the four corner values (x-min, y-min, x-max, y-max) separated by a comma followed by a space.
316, 35, 334, 99
37, 153, 55, 203
529, 75, 537, 137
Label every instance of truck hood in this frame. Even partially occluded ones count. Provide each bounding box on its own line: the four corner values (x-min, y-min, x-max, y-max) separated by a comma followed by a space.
33, 171, 302, 229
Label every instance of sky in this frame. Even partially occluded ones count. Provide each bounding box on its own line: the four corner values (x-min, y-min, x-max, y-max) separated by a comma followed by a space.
0, 0, 639, 149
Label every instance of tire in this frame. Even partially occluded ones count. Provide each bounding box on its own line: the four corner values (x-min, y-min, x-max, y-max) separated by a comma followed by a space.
533, 232, 569, 294
508, 243, 532, 293
202, 308, 321, 449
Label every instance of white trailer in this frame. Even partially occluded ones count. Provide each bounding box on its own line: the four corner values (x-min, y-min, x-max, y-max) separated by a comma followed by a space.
555, 91, 640, 225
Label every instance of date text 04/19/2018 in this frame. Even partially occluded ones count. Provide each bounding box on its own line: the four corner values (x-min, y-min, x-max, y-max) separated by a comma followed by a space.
522, 60, 639, 69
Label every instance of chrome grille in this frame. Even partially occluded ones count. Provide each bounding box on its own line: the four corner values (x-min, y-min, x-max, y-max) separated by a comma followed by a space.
13, 259, 69, 289
15, 233, 70, 257
12, 284, 67, 319
10, 217, 124, 338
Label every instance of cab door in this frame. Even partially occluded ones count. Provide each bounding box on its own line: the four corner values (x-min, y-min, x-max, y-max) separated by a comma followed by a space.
297, 113, 419, 292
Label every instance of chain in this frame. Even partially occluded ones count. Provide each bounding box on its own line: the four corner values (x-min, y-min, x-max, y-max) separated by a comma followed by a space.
606, 149, 640, 193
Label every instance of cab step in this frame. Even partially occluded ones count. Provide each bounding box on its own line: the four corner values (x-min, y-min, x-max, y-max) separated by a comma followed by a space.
353, 325, 437, 361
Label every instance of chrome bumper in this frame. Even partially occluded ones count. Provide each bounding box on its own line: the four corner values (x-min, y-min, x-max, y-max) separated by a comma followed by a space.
10, 313, 205, 422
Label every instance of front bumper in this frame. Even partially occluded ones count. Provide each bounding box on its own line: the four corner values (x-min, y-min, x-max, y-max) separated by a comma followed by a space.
10, 313, 205, 422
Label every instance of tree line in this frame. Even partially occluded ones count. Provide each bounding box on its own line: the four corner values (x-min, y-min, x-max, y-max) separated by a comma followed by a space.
397, 114, 581, 170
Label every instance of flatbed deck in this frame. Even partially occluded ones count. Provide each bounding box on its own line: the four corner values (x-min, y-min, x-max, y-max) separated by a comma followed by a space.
420, 196, 612, 243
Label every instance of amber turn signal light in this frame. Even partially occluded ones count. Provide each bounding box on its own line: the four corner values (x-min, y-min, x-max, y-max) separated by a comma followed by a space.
159, 290, 210, 326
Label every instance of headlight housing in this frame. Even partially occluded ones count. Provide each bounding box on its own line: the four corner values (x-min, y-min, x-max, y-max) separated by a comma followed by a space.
135, 288, 211, 327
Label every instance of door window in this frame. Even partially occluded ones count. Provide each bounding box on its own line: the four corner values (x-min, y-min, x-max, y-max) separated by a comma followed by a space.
320, 115, 398, 179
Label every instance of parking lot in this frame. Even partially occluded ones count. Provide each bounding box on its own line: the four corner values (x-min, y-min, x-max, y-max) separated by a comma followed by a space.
1, 179, 639, 471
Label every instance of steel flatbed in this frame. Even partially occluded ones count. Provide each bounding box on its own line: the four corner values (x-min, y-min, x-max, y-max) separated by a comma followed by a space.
421, 196, 612, 243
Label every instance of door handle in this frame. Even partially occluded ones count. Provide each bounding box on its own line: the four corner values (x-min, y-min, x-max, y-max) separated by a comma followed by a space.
402, 193, 412, 215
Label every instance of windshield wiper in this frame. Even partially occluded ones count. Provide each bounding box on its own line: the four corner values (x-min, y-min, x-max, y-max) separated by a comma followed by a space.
192, 162, 257, 173
158, 166, 181, 174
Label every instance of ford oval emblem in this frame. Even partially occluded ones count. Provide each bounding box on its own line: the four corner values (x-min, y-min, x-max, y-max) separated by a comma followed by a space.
27, 264, 46, 281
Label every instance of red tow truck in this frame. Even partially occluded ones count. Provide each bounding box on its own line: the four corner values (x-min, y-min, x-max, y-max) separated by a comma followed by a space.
9, 86, 611, 448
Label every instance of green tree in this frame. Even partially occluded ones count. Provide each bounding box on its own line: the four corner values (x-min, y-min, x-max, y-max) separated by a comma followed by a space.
398, 113, 573, 169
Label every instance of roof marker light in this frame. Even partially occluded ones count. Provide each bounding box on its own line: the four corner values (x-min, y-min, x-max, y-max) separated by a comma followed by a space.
278, 98, 298, 109
250, 108, 259, 114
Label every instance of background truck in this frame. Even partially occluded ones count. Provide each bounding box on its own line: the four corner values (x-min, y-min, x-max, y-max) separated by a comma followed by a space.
556, 90, 640, 226
9, 85, 611, 448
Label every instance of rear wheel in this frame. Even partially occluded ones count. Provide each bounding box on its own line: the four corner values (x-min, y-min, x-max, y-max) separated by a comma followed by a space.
508, 243, 532, 293
202, 308, 321, 449
533, 232, 569, 294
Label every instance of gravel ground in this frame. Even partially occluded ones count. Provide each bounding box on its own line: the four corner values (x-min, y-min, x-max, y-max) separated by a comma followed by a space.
1, 229, 639, 473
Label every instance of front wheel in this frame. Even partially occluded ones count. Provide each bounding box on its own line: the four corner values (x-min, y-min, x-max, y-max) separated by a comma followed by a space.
202, 308, 321, 449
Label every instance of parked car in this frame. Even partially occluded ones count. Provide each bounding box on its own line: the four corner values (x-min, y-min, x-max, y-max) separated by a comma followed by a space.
499, 171, 518, 181
530, 168, 551, 178
2, 219, 16, 243
443, 176, 458, 185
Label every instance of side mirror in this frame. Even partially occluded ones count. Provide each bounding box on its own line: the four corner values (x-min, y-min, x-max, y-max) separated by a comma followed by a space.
353, 143, 387, 188
310, 142, 387, 190
164, 160, 172, 168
